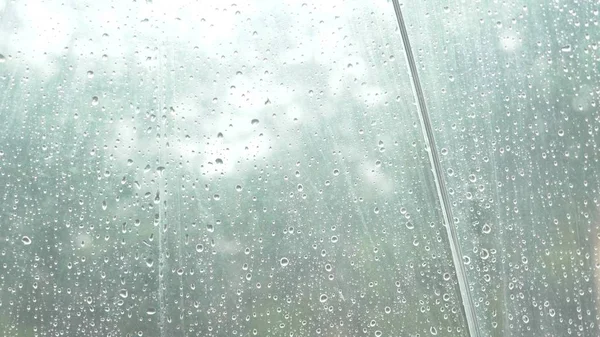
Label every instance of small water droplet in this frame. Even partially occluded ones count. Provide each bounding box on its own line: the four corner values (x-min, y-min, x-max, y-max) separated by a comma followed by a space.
119, 289, 128, 298
215, 158, 223, 164
0, 54, 5, 63
280, 257, 289, 267
91, 96, 99, 106
430, 327, 438, 335
319, 294, 328, 303
87, 71, 94, 78
251, 119, 260, 125
146, 307, 157, 315
236, 185, 243, 192
561, 45, 572, 52
482, 223, 492, 234
196, 244, 204, 252
22, 236, 32, 245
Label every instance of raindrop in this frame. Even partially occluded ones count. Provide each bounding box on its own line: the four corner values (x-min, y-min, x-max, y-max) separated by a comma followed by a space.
236, 185, 243, 192
480, 249, 489, 260
319, 294, 328, 303
215, 158, 223, 165
463, 256, 471, 265
0, 54, 5, 63
87, 71, 94, 78
22, 236, 32, 245
251, 119, 260, 125
430, 327, 438, 335
196, 244, 204, 252
119, 289, 128, 298
146, 307, 157, 315
482, 223, 492, 234
280, 257, 289, 267
92, 96, 99, 106
561, 45, 572, 52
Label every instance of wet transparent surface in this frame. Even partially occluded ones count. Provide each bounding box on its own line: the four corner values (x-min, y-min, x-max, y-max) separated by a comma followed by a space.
0, 1, 469, 336
403, 1, 600, 336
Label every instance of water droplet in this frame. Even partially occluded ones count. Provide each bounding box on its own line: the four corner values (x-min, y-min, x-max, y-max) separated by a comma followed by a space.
145, 258, 154, 267
319, 294, 328, 303
430, 327, 438, 335
405, 221, 414, 230
236, 185, 243, 192
91, 96, 99, 106
215, 158, 223, 165
330, 235, 338, 243
22, 236, 32, 245
480, 249, 489, 260
251, 119, 260, 125
87, 70, 94, 78
384, 306, 391, 314
207, 224, 214, 232
0, 54, 5, 63
280, 257, 289, 267
196, 244, 204, 252
146, 307, 157, 315
558, 129, 564, 137
119, 289, 128, 298
333, 169, 340, 176
102, 200, 107, 210
482, 223, 492, 234
561, 45, 572, 52
213, 194, 220, 201
375, 331, 382, 337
